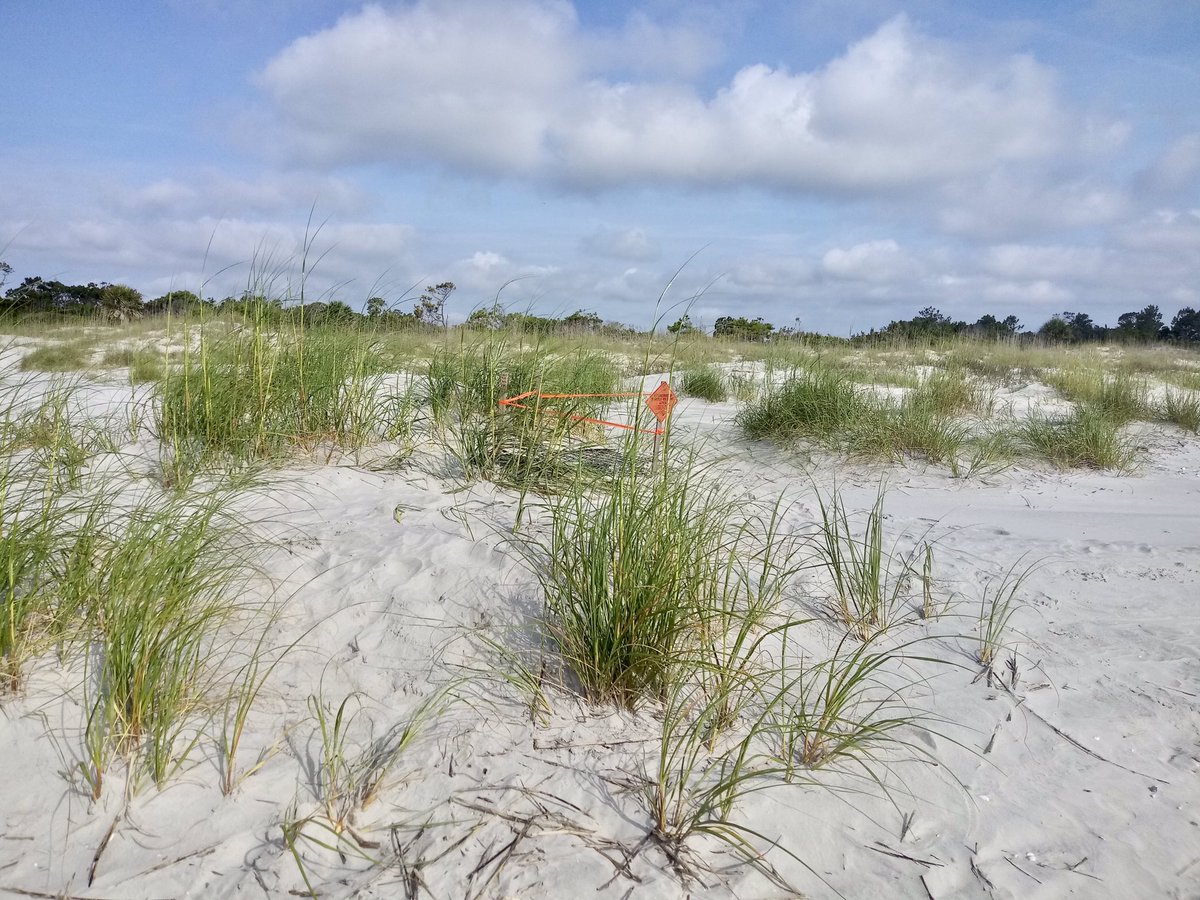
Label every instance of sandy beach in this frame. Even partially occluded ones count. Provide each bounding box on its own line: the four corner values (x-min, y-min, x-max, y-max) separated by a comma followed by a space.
1, 334, 1198, 900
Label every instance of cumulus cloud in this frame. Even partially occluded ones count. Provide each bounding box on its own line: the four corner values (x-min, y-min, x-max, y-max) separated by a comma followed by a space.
936, 168, 1129, 238
979, 279, 1075, 307
580, 226, 660, 261
821, 239, 919, 282
258, 2, 577, 173
583, 10, 723, 79
448, 249, 559, 295
257, 6, 1084, 192
727, 256, 819, 292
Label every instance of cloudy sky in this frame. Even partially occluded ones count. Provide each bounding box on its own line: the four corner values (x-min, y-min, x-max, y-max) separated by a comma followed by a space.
3, 0, 1199, 334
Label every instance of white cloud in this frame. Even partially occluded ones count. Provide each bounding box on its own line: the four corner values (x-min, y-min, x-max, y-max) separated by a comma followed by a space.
822, 239, 919, 282
450, 249, 559, 295
258, 7, 1084, 192
583, 10, 723, 79
937, 169, 1129, 238
580, 226, 660, 261
258, 1, 577, 173
980, 279, 1075, 307
727, 257, 819, 292
1137, 134, 1200, 196
979, 244, 1108, 282
1115, 209, 1200, 251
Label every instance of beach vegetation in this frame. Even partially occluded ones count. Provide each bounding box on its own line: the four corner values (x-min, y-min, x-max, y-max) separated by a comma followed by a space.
680, 365, 727, 402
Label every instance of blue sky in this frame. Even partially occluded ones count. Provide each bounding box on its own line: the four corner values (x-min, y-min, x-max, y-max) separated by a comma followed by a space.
3, 0, 1199, 334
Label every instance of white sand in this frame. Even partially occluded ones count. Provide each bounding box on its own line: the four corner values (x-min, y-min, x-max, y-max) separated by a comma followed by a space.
1, 364, 1198, 899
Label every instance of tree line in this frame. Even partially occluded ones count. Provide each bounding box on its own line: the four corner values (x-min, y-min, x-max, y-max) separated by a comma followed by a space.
2, 261, 1198, 343
857, 305, 1200, 344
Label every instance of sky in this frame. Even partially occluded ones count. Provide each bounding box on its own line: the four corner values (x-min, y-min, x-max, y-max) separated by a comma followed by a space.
2, 0, 1200, 335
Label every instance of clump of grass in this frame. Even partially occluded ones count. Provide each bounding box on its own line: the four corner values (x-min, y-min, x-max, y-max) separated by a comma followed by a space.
645, 618, 947, 892
74, 486, 262, 796
1044, 368, 1149, 424
773, 631, 938, 779
948, 428, 1018, 479
738, 364, 867, 446
309, 684, 453, 834
681, 366, 727, 402
1161, 370, 1200, 392
944, 342, 1058, 387
740, 362, 984, 467
1018, 405, 1139, 470
0, 382, 113, 688
646, 663, 812, 892
519, 452, 805, 709
916, 543, 942, 619
428, 339, 622, 490
1159, 389, 1200, 433
19, 341, 95, 372
728, 371, 758, 403
849, 403, 971, 465
0, 373, 279, 795
908, 367, 988, 416
103, 346, 168, 383
813, 485, 921, 639
156, 323, 391, 463
0, 461, 74, 689
976, 562, 1034, 668
7, 384, 106, 489
280, 682, 455, 894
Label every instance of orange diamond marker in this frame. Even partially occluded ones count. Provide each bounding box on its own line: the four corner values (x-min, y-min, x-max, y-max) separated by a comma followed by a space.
645, 381, 678, 424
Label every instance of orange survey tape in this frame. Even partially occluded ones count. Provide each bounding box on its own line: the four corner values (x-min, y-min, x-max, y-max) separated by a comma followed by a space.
498, 390, 669, 435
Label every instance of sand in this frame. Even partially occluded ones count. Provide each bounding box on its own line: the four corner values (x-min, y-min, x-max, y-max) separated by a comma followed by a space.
1, 356, 1198, 900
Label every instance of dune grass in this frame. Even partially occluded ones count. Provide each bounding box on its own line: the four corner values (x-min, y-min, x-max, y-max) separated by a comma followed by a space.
813, 486, 923, 640
0, 382, 108, 688
680, 365, 727, 402
738, 362, 982, 468
1017, 405, 1140, 470
1161, 369, 1200, 392
308, 685, 453, 833
0, 456, 78, 690
72, 484, 266, 795
102, 345, 168, 383
0, 372, 279, 797
773, 631, 938, 780
19, 340, 96, 372
1043, 367, 1150, 424
1158, 389, 1200, 433
518, 444, 807, 709
738, 363, 867, 447
428, 337, 623, 490
976, 562, 1034, 668
156, 321, 393, 464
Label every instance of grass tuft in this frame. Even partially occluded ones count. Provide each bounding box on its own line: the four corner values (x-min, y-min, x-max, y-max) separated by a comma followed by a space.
680, 366, 727, 402
1017, 405, 1139, 470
